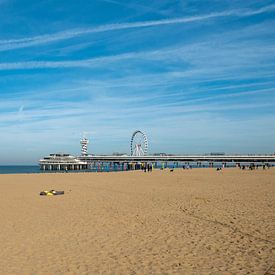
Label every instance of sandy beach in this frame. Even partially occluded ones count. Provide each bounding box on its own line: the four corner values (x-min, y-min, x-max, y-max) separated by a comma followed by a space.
0, 168, 274, 274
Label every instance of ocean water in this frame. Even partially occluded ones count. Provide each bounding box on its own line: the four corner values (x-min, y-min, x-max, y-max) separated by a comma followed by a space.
0, 162, 272, 174
0, 163, 193, 174
0, 165, 132, 174
0, 165, 100, 174
0, 166, 40, 174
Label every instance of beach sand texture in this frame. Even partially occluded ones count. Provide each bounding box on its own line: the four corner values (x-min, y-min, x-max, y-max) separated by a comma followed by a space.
0, 168, 274, 274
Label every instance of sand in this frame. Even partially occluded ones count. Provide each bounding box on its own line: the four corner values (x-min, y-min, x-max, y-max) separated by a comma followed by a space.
0, 168, 274, 274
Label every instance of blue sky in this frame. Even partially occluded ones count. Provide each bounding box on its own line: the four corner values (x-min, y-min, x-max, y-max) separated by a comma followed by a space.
0, 0, 275, 164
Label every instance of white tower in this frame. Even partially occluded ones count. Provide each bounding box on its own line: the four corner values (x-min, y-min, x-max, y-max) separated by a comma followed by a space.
80, 137, 89, 156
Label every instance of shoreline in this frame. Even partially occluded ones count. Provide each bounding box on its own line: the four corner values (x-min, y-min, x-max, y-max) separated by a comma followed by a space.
0, 165, 273, 176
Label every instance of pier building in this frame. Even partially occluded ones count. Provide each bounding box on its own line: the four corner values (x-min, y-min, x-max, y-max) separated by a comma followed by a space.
39, 153, 88, 171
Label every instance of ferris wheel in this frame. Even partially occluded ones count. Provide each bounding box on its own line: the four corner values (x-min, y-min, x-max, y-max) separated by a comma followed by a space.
130, 130, 148, 156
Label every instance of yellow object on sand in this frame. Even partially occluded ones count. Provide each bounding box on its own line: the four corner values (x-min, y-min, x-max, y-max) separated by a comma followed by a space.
40, 190, 65, 196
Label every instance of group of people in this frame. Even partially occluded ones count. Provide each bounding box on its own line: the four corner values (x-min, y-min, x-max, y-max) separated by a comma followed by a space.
239, 163, 270, 170
182, 165, 192, 169
143, 163, 153, 172
144, 163, 271, 172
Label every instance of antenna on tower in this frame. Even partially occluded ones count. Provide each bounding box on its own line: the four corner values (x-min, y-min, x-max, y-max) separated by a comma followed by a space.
80, 132, 89, 156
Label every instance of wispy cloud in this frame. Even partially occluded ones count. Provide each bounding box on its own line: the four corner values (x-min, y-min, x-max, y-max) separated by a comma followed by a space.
0, 42, 274, 71
0, 51, 140, 70
1, 82, 274, 160
0, 4, 274, 51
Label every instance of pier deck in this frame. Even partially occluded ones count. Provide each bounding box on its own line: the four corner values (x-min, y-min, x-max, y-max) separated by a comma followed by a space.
78, 154, 275, 163
39, 154, 275, 171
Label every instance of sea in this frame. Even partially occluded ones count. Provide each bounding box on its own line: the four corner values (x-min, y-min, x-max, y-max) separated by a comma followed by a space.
0, 162, 272, 174
0, 166, 40, 174
0, 163, 203, 174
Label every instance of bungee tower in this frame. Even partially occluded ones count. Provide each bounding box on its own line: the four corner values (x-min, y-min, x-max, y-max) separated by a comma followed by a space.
80, 136, 89, 156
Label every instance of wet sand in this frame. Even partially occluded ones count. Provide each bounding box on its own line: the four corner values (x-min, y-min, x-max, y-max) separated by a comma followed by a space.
0, 168, 274, 274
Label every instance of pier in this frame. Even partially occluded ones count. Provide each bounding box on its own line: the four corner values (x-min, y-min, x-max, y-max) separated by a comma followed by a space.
39, 153, 275, 171
39, 133, 275, 171
78, 154, 275, 163
79, 154, 275, 170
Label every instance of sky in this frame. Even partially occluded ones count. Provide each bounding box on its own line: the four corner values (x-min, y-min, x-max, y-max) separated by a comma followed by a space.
0, 0, 275, 164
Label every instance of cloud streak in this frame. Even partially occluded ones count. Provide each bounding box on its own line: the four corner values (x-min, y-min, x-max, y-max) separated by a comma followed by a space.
0, 51, 140, 70
0, 4, 275, 51
0, 40, 274, 71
